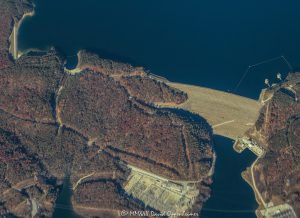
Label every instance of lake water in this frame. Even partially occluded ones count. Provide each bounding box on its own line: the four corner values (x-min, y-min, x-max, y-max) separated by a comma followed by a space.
18, 0, 300, 99
17, 0, 300, 217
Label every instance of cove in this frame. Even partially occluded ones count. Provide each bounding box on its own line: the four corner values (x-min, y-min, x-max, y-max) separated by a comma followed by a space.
52, 176, 82, 218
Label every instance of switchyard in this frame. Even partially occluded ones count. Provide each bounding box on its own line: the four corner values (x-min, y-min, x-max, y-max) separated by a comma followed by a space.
124, 165, 200, 214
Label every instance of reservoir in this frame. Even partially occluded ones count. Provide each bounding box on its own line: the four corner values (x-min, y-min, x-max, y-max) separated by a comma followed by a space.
18, 0, 300, 99
17, 0, 299, 217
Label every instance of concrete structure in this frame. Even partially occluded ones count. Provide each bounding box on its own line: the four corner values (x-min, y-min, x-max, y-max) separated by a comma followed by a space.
260, 203, 297, 218
234, 137, 265, 157
124, 165, 200, 214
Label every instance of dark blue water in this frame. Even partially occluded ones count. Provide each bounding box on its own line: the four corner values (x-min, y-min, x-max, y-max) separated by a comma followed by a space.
52, 176, 82, 218
201, 136, 257, 218
18, 0, 300, 99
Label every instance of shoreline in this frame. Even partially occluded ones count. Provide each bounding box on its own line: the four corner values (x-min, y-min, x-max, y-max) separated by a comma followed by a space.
233, 135, 265, 217
19, 11, 35, 30
241, 159, 264, 218
64, 51, 82, 74
9, 10, 35, 59
208, 152, 216, 177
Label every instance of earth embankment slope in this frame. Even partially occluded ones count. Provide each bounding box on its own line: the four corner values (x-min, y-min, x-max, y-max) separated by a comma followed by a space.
167, 82, 261, 139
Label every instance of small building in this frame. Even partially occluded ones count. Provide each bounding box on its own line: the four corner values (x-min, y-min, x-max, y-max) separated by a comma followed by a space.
239, 137, 265, 157
260, 203, 297, 218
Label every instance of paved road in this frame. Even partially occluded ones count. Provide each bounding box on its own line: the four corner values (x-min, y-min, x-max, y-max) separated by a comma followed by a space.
251, 158, 266, 208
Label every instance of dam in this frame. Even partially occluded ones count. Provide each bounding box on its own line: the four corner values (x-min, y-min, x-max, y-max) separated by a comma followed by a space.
167, 82, 262, 140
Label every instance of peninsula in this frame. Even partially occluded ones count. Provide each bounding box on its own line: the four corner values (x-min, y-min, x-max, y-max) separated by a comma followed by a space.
0, 1, 214, 217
